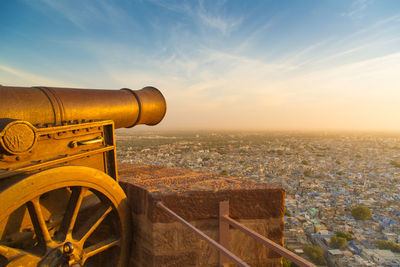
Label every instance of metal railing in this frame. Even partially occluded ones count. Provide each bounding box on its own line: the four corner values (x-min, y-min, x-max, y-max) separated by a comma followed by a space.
156, 202, 249, 267
219, 201, 316, 267
156, 201, 316, 267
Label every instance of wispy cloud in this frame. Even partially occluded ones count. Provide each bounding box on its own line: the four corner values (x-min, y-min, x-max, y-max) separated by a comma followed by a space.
77, 8, 399, 114
149, 0, 243, 36
0, 64, 78, 87
235, 18, 275, 53
274, 14, 400, 72
6, 1, 400, 130
34, 0, 136, 31
39, 0, 94, 30
197, 1, 243, 36
147, 0, 192, 14
342, 0, 373, 19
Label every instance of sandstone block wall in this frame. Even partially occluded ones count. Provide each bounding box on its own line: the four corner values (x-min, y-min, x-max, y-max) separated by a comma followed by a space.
119, 163, 285, 267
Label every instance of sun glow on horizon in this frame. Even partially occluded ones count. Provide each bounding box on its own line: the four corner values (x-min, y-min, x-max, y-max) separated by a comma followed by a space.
1, 1, 400, 131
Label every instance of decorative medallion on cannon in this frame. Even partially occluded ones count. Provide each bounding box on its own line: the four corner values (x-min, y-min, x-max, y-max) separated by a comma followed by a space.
0, 85, 166, 266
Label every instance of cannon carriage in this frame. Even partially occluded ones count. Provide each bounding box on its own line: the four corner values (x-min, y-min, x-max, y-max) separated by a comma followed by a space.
0, 85, 166, 266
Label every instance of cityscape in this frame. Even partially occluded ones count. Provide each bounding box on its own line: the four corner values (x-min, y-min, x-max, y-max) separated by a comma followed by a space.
2, 1, 400, 266
117, 131, 400, 266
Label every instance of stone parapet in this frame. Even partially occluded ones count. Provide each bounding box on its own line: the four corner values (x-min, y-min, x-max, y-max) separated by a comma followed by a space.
118, 163, 285, 267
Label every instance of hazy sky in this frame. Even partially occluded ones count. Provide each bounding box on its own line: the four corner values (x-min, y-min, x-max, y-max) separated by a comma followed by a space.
1, 0, 399, 131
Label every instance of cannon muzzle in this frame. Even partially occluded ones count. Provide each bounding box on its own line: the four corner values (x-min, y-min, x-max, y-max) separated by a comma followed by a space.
0, 85, 166, 129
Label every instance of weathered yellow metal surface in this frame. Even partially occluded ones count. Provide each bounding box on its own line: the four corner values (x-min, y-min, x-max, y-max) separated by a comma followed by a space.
0, 85, 166, 128
0, 85, 167, 266
0, 166, 130, 267
0, 120, 37, 154
0, 121, 117, 180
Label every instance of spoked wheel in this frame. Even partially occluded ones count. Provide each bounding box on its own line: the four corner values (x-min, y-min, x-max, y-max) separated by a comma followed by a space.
0, 166, 130, 267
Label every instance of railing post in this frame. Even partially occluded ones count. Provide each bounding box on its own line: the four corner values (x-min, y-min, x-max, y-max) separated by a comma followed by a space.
221, 215, 317, 267
219, 201, 230, 266
156, 201, 314, 267
157, 201, 249, 267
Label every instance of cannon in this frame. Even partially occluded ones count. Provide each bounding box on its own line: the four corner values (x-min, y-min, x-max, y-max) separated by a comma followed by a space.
0, 85, 166, 266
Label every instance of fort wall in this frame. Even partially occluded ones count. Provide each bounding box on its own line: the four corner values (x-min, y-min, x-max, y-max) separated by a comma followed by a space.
119, 163, 285, 267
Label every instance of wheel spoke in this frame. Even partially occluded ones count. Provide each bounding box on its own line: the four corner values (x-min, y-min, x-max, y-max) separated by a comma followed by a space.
0, 167, 129, 267
75, 205, 112, 244
0, 244, 24, 260
27, 197, 52, 245
82, 237, 120, 263
0, 244, 41, 265
58, 187, 87, 239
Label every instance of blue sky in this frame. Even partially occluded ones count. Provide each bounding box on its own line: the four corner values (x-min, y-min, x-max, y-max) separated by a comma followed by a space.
1, 0, 400, 131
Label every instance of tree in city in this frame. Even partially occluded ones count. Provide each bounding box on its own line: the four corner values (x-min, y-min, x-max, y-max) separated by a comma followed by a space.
220, 170, 228, 175
335, 231, 353, 241
303, 169, 312, 177
330, 236, 346, 249
283, 257, 299, 267
283, 247, 299, 267
351, 206, 372, 220
390, 160, 400, 168
378, 240, 400, 253
303, 245, 327, 265
284, 207, 291, 217
301, 160, 309, 165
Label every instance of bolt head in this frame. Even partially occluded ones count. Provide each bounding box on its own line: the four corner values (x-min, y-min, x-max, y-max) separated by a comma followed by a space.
63, 242, 74, 254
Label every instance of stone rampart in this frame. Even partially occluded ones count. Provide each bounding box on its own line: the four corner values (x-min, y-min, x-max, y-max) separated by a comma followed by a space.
119, 163, 285, 267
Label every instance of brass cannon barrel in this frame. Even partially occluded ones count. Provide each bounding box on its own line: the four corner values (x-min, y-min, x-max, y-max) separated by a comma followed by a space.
0, 85, 166, 128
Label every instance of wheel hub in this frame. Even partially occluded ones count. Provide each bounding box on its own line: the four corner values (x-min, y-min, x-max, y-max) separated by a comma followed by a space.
38, 241, 82, 267
0, 167, 130, 267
